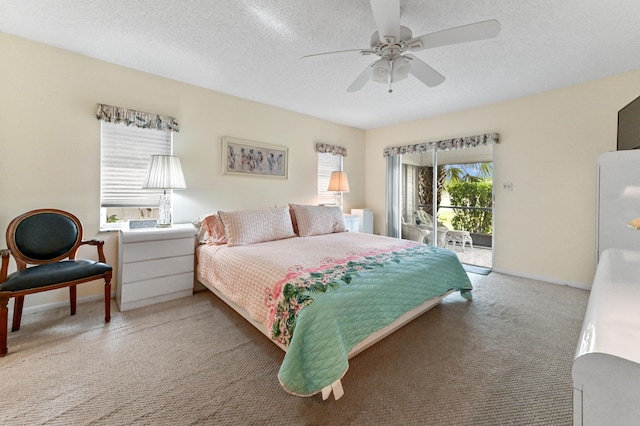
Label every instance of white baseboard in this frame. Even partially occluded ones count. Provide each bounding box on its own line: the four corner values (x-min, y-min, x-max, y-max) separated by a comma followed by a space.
7, 269, 590, 318
492, 267, 592, 291
7, 291, 117, 318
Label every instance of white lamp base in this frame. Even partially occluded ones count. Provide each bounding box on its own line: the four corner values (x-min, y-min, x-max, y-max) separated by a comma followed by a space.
157, 191, 172, 227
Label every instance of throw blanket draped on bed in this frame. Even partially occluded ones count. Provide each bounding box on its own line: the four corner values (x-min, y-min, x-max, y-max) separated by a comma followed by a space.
196, 232, 472, 397
273, 243, 471, 396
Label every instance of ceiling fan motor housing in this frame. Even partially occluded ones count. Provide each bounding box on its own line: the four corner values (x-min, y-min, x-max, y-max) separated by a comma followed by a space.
370, 26, 413, 54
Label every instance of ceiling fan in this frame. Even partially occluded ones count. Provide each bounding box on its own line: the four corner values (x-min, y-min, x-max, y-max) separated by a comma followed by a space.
301, 0, 501, 93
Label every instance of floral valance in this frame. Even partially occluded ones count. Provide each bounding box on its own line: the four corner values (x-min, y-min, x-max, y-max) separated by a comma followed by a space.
96, 103, 180, 132
383, 132, 499, 157
316, 143, 347, 157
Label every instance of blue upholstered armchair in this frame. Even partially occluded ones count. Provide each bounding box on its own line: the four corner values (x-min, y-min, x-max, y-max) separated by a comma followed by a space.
0, 209, 112, 356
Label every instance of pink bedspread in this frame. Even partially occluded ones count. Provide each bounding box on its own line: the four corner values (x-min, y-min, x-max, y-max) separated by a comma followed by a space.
196, 232, 420, 340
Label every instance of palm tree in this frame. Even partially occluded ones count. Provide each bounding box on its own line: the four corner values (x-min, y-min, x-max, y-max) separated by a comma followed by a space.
418, 162, 492, 219
418, 166, 446, 215
445, 162, 493, 185
445, 162, 493, 237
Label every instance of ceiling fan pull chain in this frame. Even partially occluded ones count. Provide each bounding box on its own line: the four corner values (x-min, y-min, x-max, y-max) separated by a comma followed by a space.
388, 62, 394, 93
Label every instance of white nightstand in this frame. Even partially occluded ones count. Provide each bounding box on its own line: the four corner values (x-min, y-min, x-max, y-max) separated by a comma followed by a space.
117, 223, 195, 311
344, 214, 360, 232
350, 209, 374, 233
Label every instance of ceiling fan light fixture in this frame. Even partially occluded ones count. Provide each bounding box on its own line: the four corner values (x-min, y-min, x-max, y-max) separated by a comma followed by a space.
372, 58, 391, 83
391, 56, 411, 82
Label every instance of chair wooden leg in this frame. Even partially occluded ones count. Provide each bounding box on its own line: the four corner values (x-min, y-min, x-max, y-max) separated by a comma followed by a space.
0, 294, 9, 356
104, 276, 111, 323
69, 285, 77, 316
12, 295, 24, 332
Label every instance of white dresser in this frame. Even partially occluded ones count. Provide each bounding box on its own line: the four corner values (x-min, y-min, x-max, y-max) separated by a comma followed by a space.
117, 223, 195, 311
572, 248, 640, 425
571, 150, 640, 425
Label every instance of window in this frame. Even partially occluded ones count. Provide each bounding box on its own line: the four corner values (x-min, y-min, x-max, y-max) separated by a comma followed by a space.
317, 152, 342, 206
100, 122, 172, 230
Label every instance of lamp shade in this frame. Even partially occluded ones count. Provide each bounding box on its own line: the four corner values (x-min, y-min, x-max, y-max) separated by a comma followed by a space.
327, 171, 350, 193
628, 217, 640, 230
142, 155, 187, 190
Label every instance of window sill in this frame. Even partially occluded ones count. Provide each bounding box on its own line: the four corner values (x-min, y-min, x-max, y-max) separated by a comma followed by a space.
100, 223, 126, 232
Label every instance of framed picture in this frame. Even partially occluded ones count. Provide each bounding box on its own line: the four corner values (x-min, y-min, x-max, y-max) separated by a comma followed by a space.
222, 137, 288, 179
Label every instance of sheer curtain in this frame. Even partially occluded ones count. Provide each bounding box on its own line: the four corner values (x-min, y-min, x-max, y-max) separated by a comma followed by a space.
386, 155, 402, 238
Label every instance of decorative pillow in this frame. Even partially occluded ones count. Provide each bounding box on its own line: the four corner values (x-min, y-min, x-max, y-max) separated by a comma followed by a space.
218, 206, 296, 247
289, 204, 300, 235
192, 213, 227, 245
290, 205, 347, 237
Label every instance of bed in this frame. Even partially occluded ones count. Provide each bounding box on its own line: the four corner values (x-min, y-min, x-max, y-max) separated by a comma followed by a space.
194, 205, 473, 400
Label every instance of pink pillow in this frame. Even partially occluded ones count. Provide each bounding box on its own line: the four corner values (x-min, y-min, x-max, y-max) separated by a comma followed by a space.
290, 205, 347, 237
218, 206, 296, 247
289, 204, 299, 235
193, 213, 227, 245
203, 214, 227, 245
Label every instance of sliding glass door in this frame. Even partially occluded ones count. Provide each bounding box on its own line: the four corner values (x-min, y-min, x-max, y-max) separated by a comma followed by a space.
400, 146, 493, 269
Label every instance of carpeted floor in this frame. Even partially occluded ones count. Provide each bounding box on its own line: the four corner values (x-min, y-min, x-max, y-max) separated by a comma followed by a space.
0, 272, 588, 425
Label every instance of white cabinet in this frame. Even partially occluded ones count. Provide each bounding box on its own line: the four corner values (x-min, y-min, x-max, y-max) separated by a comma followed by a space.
117, 224, 195, 311
596, 150, 640, 261
351, 209, 373, 234
344, 214, 360, 232
572, 248, 640, 425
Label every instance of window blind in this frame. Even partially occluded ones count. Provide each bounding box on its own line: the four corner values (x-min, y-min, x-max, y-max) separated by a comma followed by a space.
317, 152, 342, 206
100, 122, 171, 207
402, 164, 418, 219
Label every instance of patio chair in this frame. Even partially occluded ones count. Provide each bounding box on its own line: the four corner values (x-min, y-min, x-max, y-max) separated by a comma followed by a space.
0, 209, 112, 356
414, 209, 449, 247
401, 216, 430, 243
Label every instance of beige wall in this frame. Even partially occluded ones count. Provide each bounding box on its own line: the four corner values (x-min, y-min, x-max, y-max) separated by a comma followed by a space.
4, 32, 640, 311
366, 70, 640, 287
0, 33, 365, 310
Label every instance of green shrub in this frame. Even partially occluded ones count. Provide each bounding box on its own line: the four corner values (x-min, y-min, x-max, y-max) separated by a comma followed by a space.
447, 181, 492, 234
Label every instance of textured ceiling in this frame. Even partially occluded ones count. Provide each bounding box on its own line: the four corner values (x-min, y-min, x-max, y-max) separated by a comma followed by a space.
1, 0, 640, 130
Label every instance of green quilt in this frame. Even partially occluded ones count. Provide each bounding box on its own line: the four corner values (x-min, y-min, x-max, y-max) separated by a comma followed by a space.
271, 244, 473, 397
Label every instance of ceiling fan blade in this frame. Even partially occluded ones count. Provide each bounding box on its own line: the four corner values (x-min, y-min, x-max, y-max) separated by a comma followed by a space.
405, 54, 445, 87
370, 0, 400, 43
408, 19, 501, 51
301, 48, 375, 62
346, 60, 378, 92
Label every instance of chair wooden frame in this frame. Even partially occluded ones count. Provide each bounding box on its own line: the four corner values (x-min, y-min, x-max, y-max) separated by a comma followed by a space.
0, 209, 112, 356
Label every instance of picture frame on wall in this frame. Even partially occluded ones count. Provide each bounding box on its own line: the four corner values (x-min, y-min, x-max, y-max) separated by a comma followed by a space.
222, 136, 288, 179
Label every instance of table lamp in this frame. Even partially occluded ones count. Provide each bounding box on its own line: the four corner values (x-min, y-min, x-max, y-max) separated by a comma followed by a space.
328, 170, 350, 210
142, 155, 187, 227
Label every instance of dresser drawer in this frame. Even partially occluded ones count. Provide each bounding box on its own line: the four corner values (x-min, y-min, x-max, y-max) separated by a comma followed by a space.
121, 254, 193, 284
120, 271, 193, 300
121, 237, 194, 263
